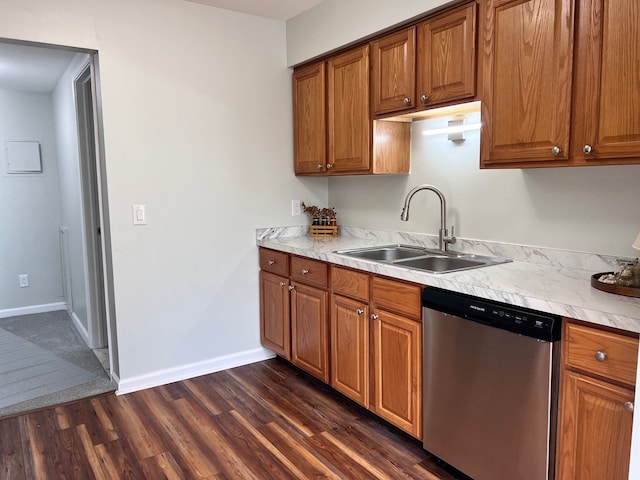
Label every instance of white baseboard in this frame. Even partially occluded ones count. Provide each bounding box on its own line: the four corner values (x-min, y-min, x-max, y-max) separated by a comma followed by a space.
70, 311, 90, 345
0, 302, 66, 319
115, 347, 276, 395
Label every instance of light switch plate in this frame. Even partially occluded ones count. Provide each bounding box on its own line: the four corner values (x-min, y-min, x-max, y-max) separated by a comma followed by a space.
292, 200, 302, 216
133, 204, 146, 225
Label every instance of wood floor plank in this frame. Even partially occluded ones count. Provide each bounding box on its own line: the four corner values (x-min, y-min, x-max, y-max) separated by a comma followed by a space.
306, 431, 381, 480
131, 388, 223, 478
76, 423, 109, 480
229, 409, 310, 479
100, 392, 165, 460
89, 397, 119, 443
140, 451, 187, 480
181, 377, 226, 415
210, 410, 300, 479
0, 358, 463, 480
259, 421, 343, 480
0, 416, 26, 480
94, 439, 145, 479
171, 397, 262, 480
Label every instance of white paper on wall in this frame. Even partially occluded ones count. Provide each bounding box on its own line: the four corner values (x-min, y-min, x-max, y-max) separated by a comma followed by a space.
6, 140, 42, 173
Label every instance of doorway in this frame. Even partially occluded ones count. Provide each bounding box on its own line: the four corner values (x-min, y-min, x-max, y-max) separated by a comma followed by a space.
0, 40, 116, 398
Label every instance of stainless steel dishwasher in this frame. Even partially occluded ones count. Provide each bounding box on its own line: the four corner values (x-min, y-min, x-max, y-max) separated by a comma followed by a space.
422, 287, 562, 480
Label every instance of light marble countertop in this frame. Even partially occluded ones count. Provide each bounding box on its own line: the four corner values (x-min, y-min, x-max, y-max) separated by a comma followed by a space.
257, 226, 640, 333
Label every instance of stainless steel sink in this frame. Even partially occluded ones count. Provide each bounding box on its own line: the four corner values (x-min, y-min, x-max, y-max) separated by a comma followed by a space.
395, 256, 489, 272
334, 244, 510, 274
333, 244, 433, 261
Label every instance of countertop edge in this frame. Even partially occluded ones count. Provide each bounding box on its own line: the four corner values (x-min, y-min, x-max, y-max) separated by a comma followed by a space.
257, 235, 640, 335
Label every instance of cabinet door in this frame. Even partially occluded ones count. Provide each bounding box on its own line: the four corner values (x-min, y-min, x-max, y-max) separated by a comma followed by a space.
259, 271, 290, 359
293, 62, 326, 174
327, 45, 371, 173
480, 0, 574, 167
330, 295, 369, 407
371, 309, 421, 438
557, 371, 634, 480
416, 2, 476, 107
371, 28, 416, 115
291, 282, 329, 382
570, 0, 640, 164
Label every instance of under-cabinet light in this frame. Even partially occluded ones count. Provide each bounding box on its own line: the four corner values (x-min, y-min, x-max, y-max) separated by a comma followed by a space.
422, 122, 482, 136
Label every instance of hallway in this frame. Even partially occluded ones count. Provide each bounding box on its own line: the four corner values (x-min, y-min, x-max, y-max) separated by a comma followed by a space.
0, 310, 113, 418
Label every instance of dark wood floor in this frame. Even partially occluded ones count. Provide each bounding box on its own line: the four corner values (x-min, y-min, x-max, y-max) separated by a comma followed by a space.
0, 358, 461, 479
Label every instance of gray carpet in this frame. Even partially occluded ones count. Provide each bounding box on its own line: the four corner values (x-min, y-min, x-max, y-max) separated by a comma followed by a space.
0, 310, 115, 418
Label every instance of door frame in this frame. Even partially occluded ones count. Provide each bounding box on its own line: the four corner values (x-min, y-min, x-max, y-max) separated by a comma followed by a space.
72, 53, 117, 378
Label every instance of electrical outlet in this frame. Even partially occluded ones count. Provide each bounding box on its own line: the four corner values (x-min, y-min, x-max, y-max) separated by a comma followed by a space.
291, 200, 302, 216
19, 274, 29, 287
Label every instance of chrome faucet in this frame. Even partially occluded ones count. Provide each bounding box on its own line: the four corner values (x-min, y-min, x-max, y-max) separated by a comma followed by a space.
400, 184, 457, 252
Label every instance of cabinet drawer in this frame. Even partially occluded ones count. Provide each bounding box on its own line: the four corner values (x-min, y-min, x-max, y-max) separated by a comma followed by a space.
332, 266, 369, 301
372, 277, 421, 320
259, 249, 289, 276
290, 256, 328, 288
564, 322, 639, 386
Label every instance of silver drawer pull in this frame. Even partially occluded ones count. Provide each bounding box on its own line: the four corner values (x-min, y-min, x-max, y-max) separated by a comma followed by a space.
279, 281, 286, 287
594, 351, 607, 362
288, 285, 294, 291
301, 269, 309, 275
268, 260, 275, 266
356, 309, 364, 315
371, 313, 379, 320
624, 401, 634, 413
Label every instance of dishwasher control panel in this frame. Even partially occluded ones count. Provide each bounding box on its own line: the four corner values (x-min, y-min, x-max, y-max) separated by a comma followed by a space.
422, 287, 561, 341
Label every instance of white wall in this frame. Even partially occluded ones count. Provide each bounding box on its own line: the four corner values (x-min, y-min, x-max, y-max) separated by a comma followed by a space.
0, 0, 327, 385
330, 112, 640, 257
52, 54, 91, 330
286, 0, 456, 65
0, 88, 64, 312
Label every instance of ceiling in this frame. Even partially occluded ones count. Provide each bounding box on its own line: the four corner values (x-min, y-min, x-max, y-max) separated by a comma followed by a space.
183, 0, 324, 21
0, 1, 324, 93
0, 43, 78, 93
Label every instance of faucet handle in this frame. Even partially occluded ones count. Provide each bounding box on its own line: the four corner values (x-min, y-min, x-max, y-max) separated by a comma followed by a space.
446, 226, 457, 245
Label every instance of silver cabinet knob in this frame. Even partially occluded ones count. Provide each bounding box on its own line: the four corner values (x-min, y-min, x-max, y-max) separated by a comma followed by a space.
420, 94, 428, 103
625, 401, 634, 413
326, 163, 333, 169
288, 285, 294, 291
403, 97, 411, 105
551, 146, 562, 156
317, 164, 324, 170
301, 269, 309, 275
268, 260, 275, 266
356, 308, 364, 315
583, 144, 593, 155
279, 281, 286, 287
595, 351, 607, 362
370, 313, 379, 320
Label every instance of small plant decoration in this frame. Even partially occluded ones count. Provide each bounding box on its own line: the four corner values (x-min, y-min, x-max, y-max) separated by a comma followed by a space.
302, 203, 337, 226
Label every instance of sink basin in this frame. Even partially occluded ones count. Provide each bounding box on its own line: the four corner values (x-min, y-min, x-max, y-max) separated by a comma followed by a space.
394, 256, 489, 273
334, 244, 432, 261
334, 244, 510, 274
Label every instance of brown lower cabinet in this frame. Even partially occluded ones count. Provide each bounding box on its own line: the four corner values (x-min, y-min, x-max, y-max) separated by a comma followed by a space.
330, 265, 422, 438
259, 249, 329, 382
291, 282, 329, 383
259, 249, 423, 439
556, 319, 639, 479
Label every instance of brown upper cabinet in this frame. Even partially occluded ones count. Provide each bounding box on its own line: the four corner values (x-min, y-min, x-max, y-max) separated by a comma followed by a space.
292, 62, 326, 174
481, 0, 640, 168
326, 46, 371, 174
293, 45, 410, 176
371, 2, 477, 116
